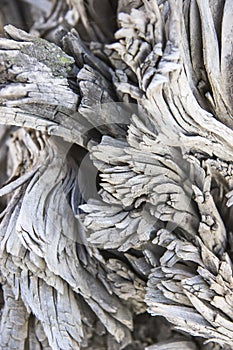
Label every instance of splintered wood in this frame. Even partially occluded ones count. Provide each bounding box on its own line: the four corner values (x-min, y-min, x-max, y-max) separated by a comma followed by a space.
0, 1, 232, 349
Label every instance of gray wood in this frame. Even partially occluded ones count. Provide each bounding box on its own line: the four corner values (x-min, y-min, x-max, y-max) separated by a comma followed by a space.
0, 0, 232, 349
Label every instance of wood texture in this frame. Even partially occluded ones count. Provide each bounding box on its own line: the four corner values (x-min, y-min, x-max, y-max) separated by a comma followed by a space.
0, 0, 232, 349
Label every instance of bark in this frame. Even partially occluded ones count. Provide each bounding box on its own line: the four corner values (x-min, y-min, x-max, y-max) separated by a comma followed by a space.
0, 0, 233, 349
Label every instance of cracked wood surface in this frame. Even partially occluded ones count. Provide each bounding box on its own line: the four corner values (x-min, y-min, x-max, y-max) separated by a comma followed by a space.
0, 0, 233, 349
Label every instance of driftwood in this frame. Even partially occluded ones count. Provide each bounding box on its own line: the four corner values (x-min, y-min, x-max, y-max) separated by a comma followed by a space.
0, 0, 233, 349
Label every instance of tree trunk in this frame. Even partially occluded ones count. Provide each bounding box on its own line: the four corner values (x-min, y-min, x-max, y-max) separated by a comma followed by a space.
0, 1, 233, 349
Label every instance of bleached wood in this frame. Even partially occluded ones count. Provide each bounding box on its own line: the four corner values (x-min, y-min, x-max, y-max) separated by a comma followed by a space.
0, 0, 232, 349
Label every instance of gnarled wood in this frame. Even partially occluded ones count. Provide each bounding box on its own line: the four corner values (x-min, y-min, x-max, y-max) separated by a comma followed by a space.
0, 1, 232, 349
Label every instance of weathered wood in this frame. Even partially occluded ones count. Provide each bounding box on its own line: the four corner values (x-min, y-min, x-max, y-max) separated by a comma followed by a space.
0, 0, 233, 349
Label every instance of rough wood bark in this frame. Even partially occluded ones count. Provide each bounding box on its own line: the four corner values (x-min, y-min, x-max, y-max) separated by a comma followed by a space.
0, 0, 233, 349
